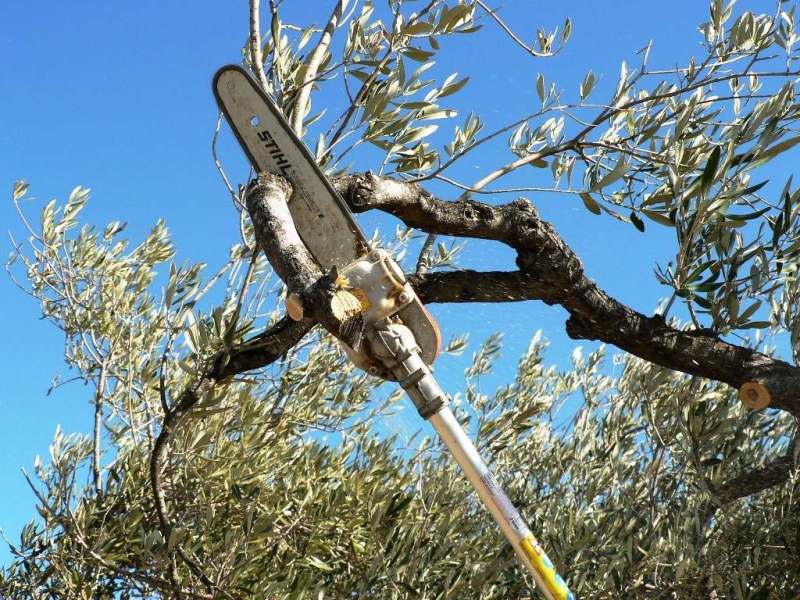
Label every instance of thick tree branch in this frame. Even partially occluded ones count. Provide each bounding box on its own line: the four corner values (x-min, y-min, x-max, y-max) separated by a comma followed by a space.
409, 269, 551, 304
334, 172, 800, 418
245, 175, 321, 291
245, 173, 366, 349
702, 434, 798, 523
214, 316, 313, 379
715, 449, 797, 506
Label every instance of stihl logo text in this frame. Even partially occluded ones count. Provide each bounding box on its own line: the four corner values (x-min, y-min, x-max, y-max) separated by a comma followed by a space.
257, 130, 292, 177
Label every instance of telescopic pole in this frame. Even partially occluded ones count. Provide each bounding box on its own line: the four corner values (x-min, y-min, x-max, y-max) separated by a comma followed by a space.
368, 323, 575, 600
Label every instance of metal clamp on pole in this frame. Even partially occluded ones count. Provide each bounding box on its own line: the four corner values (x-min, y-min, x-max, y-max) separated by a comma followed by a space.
367, 322, 448, 419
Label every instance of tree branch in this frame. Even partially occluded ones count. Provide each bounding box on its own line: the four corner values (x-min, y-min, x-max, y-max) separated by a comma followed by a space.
245, 173, 366, 349
92, 359, 109, 497
147, 171, 376, 594
715, 449, 797, 506
409, 269, 551, 304
149, 313, 310, 597
245, 175, 321, 290
146, 167, 798, 592
702, 434, 798, 522
291, 0, 346, 136
475, 0, 554, 59
249, 0, 271, 92
214, 315, 313, 379
334, 172, 800, 418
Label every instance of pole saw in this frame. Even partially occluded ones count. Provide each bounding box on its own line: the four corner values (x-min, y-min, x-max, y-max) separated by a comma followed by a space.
213, 65, 574, 600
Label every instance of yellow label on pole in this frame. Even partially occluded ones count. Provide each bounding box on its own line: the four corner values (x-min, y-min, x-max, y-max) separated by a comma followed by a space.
520, 535, 575, 600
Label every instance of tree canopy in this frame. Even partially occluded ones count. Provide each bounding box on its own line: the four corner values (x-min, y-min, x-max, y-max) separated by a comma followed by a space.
3, 1, 799, 598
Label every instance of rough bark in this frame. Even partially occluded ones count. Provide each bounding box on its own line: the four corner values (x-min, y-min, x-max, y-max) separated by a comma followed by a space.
333, 172, 800, 418
214, 316, 313, 379
246, 174, 321, 291
246, 173, 366, 349
714, 451, 797, 506
701, 435, 798, 523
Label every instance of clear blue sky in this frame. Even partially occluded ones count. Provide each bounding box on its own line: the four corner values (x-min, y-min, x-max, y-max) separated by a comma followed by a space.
1, 0, 728, 565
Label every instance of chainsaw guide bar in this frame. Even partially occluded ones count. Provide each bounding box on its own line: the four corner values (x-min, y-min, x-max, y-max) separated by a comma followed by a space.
213, 65, 440, 366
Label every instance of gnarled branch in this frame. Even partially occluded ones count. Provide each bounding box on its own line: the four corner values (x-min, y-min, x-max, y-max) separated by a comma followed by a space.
702, 434, 798, 523
245, 173, 366, 349
334, 172, 800, 418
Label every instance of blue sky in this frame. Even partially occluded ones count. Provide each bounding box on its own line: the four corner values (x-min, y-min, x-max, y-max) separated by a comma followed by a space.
0, 0, 737, 565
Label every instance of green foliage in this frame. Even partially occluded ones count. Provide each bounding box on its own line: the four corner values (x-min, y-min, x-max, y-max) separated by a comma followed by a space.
255, 0, 800, 353
3, 189, 798, 598
5, 1, 800, 598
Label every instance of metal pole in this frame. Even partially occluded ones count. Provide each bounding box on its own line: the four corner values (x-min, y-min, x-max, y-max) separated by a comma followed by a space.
368, 323, 575, 600
429, 406, 574, 600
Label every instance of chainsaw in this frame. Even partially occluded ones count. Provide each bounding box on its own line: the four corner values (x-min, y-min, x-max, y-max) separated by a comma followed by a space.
213, 65, 574, 600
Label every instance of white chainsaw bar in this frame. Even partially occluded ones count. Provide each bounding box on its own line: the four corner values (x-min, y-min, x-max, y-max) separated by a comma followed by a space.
213, 65, 440, 367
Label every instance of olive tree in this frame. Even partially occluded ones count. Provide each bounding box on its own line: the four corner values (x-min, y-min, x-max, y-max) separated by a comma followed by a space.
2, 0, 799, 598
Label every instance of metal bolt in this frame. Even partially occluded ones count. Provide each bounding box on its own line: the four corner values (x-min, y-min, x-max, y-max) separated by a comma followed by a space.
367, 364, 381, 376
369, 249, 385, 262
397, 291, 411, 304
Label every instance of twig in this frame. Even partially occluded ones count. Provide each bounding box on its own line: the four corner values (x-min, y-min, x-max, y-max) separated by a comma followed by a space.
249, 0, 271, 92
93, 359, 109, 497
291, 0, 346, 136
211, 114, 241, 208
22, 469, 213, 598
412, 108, 552, 182
325, 47, 394, 155
434, 173, 587, 196
324, 1, 440, 157
159, 333, 176, 415
468, 142, 570, 193
224, 252, 258, 349
475, 0, 554, 58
